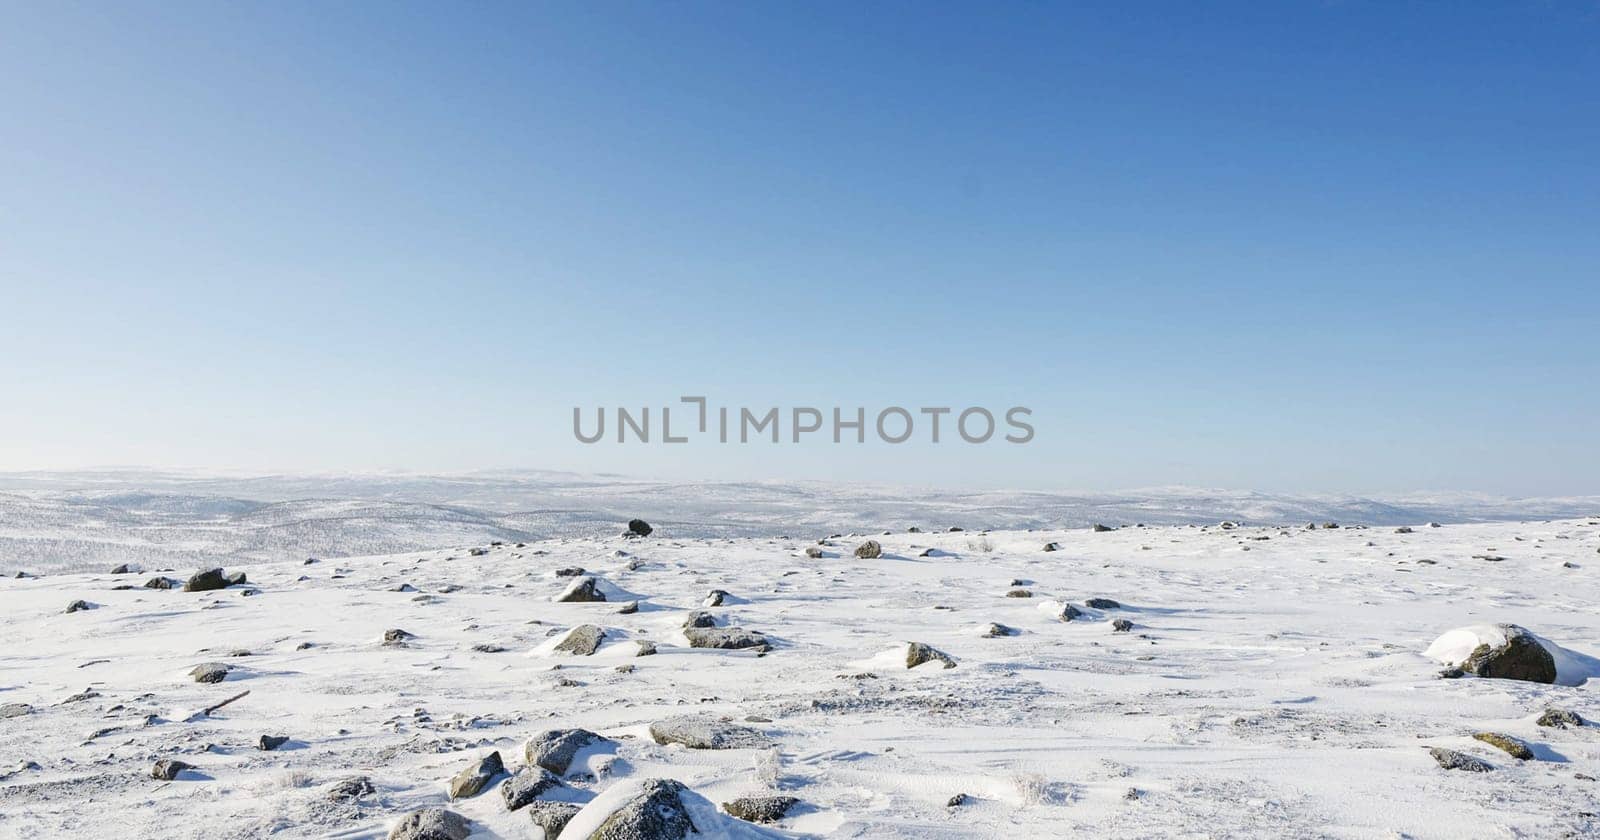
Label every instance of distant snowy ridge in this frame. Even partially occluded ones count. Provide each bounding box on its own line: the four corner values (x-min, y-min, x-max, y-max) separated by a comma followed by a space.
0, 469, 1595, 571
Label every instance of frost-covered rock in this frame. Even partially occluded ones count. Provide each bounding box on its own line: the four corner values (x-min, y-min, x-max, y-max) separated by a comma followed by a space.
527, 800, 582, 836
189, 663, 231, 684
388, 807, 471, 840
1427, 747, 1492, 772
683, 626, 768, 650
1537, 708, 1585, 728
905, 642, 957, 669
500, 766, 564, 811
854, 540, 882, 559
648, 716, 772, 749
151, 758, 193, 780
551, 624, 607, 656
525, 728, 609, 775
1085, 597, 1121, 609
703, 589, 729, 607
723, 794, 799, 823
1471, 732, 1532, 760
590, 778, 695, 839
682, 610, 717, 629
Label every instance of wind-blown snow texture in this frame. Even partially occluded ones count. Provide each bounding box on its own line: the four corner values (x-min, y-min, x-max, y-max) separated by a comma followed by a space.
1, 514, 1599, 838
1, 469, 1597, 572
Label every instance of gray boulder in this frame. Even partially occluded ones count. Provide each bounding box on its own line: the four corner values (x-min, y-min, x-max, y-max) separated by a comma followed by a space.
151, 758, 193, 780
1428, 747, 1492, 772
626, 519, 653, 537
448, 750, 505, 799
1537, 708, 1585, 728
590, 778, 695, 840
682, 610, 717, 629
500, 766, 564, 811
556, 576, 607, 603
65, 599, 92, 614
326, 776, 376, 802
527, 801, 582, 837
388, 808, 471, 840
1085, 598, 1121, 609
183, 568, 229, 592
854, 540, 882, 559
552, 624, 607, 656
189, 663, 231, 684
144, 576, 177, 590
684, 626, 768, 650
525, 728, 609, 775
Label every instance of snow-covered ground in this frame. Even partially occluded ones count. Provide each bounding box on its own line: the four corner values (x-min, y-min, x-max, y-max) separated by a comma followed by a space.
3, 516, 1599, 838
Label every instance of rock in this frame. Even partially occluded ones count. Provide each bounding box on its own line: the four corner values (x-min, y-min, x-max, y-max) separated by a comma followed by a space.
144, 576, 177, 590
1044, 602, 1084, 621
1472, 732, 1533, 760
1091, 524, 1114, 532
626, 519, 653, 537
551, 624, 607, 656
0, 703, 33, 719
1395, 526, 1414, 534
472, 643, 507, 653
616, 600, 639, 615
527, 800, 582, 836
982, 623, 1018, 638
110, 564, 131, 574
189, 663, 231, 684
1428, 747, 1492, 772
468, 547, 489, 557
1085, 598, 1121, 609
500, 766, 563, 811
804, 546, 823, 558
225, 571, 247, 586
326, 776, 376, 801
388, 807, 471, 840
723, 794, 799, 823
918, 548, 936, 557
556, 576, 607, 603
947, 793, 970, 807
1438, 667, 1465, 679
905, 642, 957, 669
854, 540, 882, 559
151, 758, 194, 780
1005, 588, 1032, 598
1043, 542, 1060, 552
383, 628, 415, 646
65, 599, 92, 614
682, 610, 717, 629
183, 568, 229, 592
555, 567, 586, 577
1112, 618, 1134, 632
258, 734, 289, 751
1460, 625, 1557, 683
448, 750, 505, 799
649, 716, 772, 749
703, 589, 729, 607
525, 728, 609, 775
632, 640, 657, 656
1537, 708, 1585, 728
591, 778, 695, 839
684, 626, 768, 650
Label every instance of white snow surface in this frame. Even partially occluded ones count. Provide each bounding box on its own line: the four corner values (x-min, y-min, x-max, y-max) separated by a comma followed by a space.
1, 517, 1599, 838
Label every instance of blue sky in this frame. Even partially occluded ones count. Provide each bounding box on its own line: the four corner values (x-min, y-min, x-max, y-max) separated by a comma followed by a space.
1, 2, 1596, 495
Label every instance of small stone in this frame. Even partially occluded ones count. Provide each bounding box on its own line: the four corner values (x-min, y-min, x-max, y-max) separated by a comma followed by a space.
1428, 747, 1492, 772
723, 794, 799, 823
144, 576, 176, 590
703, 589, 729, 607
905, 642, 957, 669
854, 540, 883, 559
804, 546, 823, 558
65, 599, 92, 614
327, 776, 375, 801
189, 663, 231, 684
151, 758, 193, 780
947, 793, 969, 807
1005, 588, 1032, 598
1537, 708, 1585, 728
626, 519, 653, 537
258, 734, 289, 751
1085, 598, 1121, 609
1091, 524, 1114, 532
1472, 732, 1533, 760
1111, 618, 1134, 632
1043, 542, 1060, 552
555, 567, 585, 577
383, 628, 415, 646
982, 623, 1018, 638
684, 626, 768, 650
555, 576, 607, 603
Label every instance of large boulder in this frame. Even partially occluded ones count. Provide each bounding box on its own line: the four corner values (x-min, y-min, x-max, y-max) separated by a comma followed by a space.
388, 808, 471, 840
183, 568, 229, 592
626, 519, 653, 538
590, 778, 695, 840
1425, 624, 1557, 684
648, 716, 772, 750
525, 728, 609, 775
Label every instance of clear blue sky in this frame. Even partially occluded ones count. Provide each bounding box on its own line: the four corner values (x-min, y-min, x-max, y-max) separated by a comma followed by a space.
1, 1, 1596, 495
